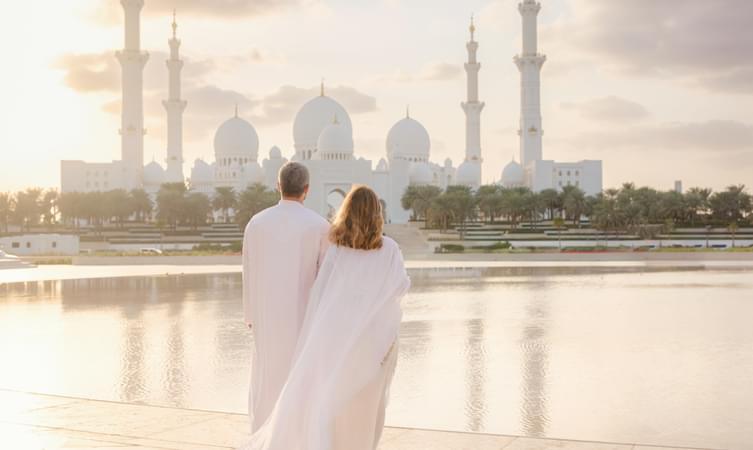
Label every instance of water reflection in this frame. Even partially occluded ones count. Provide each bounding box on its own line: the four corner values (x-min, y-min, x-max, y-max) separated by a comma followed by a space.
463, 317, 486, 432
119, 305, 145, 403
165, 299, 187, 407
519, 295, 549, 437
1, 268, 753, 450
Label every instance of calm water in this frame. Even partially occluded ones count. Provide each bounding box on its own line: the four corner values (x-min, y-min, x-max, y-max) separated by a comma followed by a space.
1, 266, 751, 449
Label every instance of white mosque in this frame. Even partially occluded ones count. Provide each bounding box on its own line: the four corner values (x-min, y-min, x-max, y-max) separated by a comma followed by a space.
60, 0, 602, 224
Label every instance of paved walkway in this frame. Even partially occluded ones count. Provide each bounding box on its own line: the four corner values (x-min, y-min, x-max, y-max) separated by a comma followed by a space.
0, 389, 722, 450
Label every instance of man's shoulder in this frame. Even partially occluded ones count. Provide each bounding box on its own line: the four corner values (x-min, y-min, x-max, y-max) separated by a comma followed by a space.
300, 207, 330, 230
245, 204, 279, 232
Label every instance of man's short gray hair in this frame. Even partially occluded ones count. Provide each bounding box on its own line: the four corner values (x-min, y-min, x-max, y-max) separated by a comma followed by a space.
278, 162, 310, 197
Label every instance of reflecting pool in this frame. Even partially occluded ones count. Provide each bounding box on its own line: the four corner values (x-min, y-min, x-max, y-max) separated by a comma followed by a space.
1, 265, 751, 449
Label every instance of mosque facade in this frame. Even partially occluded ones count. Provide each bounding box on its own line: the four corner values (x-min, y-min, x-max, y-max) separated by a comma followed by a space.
61, 0, 602, 224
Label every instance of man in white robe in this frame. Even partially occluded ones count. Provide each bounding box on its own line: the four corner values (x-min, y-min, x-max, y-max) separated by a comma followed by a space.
242, 162, 331, 432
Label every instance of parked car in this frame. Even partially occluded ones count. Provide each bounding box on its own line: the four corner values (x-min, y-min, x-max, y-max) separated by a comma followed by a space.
139, 248, 163, 255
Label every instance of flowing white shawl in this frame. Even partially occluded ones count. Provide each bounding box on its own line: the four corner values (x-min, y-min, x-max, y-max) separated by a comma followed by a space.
240, 236, 410, 450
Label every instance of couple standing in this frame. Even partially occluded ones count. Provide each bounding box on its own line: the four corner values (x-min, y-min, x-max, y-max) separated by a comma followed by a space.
239, 162, 410, 450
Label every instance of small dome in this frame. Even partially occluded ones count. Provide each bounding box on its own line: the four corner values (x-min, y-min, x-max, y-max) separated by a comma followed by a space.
242, 161, 264, 185
386, 116, 430, 162
191, 159, 213, 182
293, 94, 352, 153
316, 118, 353, 159
501, 159, 525, 187
444, 157, 453, 168
143, 161, 165, 185
269, 146, 282, 159
376, 158, 389, 172
456, 161, 481, 187
214, 116, 259, 161
409, 162, 433, 185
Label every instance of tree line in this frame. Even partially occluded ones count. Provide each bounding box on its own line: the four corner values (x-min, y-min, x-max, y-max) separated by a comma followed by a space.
3, 182, 751, 236
402, 183, 753, 236
0, 183, 279, 233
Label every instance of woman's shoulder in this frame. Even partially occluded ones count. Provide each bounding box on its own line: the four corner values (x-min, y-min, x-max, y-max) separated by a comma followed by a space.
381, 235, 398, 250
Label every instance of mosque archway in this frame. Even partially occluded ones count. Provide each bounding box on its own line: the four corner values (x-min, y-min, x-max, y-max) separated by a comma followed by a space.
326, 188, 347, 219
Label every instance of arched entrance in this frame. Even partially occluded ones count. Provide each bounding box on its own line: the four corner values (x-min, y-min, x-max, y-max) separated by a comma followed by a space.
326, 188, 347, 219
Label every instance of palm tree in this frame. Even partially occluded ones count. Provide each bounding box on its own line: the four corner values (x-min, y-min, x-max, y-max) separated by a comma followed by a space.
441, 185, 476, 239
591, 193, 625, 247
561, 185, 587, 227
475, 185, 504, 223
728, 222, 739, 248
129, 189, 153, 223
105, 189, 133, 227
40, 189, 59, 228
0, 192, 13, 233
501, 187, 530, 229
685, 187, 712, 226
13, 188, 43, 231
430, 195, 454, 234
236, 183, 278, 229
156, 183, 188, 229
659, 191, 686, 225
710, 185, 751, 223
185, 192, 212, 229
213, 187, 237, 223
523, 191, 543, 230
402, 185, 442, 226
553, 217, 565, 250
539, 188, 561, 221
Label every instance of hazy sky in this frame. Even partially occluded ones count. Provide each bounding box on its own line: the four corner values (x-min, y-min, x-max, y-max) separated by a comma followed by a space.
1, 0, 752, 192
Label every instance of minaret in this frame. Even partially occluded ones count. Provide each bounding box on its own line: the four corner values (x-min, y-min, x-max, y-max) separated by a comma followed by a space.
514, 0, 546, 168
115, 0, 149, 189
460, 16, 485, 187
162, 10, 187, 183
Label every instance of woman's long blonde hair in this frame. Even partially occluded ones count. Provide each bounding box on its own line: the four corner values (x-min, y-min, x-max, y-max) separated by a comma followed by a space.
329, 185, 384, 250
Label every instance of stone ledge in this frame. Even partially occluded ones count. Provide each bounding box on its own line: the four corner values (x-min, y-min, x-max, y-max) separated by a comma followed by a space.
0, 389, 725, 450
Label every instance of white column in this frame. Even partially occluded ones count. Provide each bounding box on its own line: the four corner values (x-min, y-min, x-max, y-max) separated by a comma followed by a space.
515, 0, 546, 169
460, 17, 485, 187
115, 0, 149, 190
162, 11, 186, 183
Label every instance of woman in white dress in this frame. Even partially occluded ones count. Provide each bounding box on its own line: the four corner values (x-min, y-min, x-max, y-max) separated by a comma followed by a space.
241, 185, 410, 450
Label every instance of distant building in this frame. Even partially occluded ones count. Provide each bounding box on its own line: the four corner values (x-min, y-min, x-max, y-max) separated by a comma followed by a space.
0, 234, 79, 256
500, 0, 603, 195
60, 3, 482, 224
674, 180, 683, 194
61, 0, 605, 223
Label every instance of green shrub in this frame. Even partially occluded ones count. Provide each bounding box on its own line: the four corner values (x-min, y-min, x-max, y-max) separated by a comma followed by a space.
192, 241, 242, 253
487, 241, 511, 250
435, 244, 465, 253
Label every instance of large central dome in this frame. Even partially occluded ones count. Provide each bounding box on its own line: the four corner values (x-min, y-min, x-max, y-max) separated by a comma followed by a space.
293, 94, 352, 156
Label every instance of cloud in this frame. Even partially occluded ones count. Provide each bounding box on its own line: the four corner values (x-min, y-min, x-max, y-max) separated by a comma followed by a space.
213, 49, 287, 71
55, 51, 215, 93
91, 0, 310, 25
419, 63, 463, 81
561, 96, 649, 123
373, 62, 463, 83
55, 53, 119, 93
564, 120, 753, 153
104, 84, 256, 140
252, 85, 377, 125
542, 0, 753, 93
